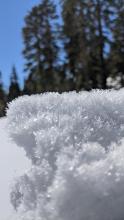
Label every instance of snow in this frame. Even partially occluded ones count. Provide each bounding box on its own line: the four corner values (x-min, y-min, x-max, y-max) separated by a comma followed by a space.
6, 90, 124, 220
0, 118, 30, 220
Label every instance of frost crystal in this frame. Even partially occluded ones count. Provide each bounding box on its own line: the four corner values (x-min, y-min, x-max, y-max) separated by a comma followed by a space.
7, 90, 124, 220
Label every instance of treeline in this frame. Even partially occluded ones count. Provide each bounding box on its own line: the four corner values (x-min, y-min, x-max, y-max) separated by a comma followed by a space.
0, 0, 124, 116
0, 66, 21, 117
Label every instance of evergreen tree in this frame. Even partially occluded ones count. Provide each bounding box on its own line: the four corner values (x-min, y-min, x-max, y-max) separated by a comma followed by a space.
0, 72, 6, 117
109, 0, 124, 87
85, 0, 113, 89
61, 0, 91, 91
22, 0, 120, 91
8, 66, 21, 102
23, 73, 37, 95
22, 0, 59, 93
61, 0, 113, 90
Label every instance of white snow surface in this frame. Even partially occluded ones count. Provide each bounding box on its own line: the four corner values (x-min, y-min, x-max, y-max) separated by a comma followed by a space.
6, 90, 124, 220
0, 118, 30, 220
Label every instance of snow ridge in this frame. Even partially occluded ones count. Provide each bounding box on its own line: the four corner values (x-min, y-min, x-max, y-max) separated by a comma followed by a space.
7, 90, 124, 220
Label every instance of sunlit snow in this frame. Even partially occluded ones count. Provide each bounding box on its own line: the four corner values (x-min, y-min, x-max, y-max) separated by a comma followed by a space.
0, 118, 30, 220
7, 90, 124, 220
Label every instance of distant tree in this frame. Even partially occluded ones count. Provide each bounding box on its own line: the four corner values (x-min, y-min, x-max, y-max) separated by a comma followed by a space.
61, 0, 91, 91
23, 73, 37, 95
22, 0, 59, 94
61, 0, 114, 90
85, 0, 113, 89
8, 66, 21, 102
108, 0, 124, 87
0, 72, 6, 117
22, 0, 122, 92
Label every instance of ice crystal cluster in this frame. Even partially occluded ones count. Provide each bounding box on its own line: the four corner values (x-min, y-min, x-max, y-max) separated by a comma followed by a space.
7, 90, 124, 220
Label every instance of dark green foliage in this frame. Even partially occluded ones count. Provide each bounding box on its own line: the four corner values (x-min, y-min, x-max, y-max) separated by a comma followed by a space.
108, 0, 124, 87
22, 0, 124, 92
0, 72, 6, 117
22, 0, 60, 94
85, 0, 112, 89
61, 0, 91, 90
60, 0, 114, 90
8, 66, 21, 102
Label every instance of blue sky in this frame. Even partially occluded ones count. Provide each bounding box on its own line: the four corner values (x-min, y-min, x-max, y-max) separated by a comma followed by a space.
0, 0, 40, 90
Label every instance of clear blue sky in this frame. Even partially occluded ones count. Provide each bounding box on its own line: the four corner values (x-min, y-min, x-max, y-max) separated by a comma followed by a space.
0, 0, 40, 90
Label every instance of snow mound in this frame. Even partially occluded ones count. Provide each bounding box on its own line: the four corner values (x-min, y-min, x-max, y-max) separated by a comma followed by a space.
7, 90, 124, 220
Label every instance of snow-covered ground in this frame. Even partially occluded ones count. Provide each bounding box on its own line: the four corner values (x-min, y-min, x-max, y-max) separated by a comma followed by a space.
0, 118, 30, 220
6, 90, 124, 220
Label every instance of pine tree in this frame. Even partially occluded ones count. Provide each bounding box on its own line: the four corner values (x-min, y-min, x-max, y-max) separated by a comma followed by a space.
8, 66, 21, 102
0, 72, 6, 117
23, 73, 37, 95
109, 0, 124, 87
85, 0, 113, 89
22, 0, 59, 93
61, 0, 91, 91
61, 0, 113, 90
